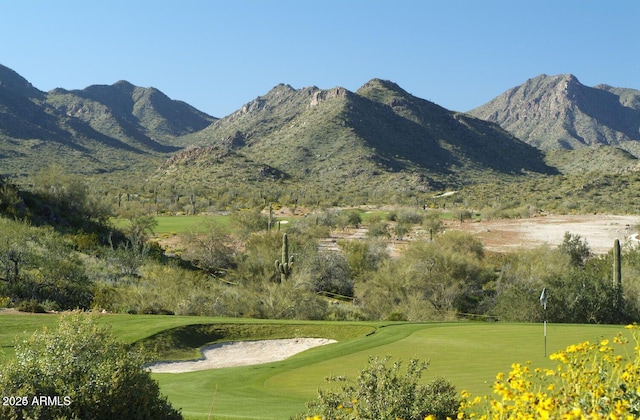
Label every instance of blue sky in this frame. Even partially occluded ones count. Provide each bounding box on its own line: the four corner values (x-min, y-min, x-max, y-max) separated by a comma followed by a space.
1, 1, 638, 117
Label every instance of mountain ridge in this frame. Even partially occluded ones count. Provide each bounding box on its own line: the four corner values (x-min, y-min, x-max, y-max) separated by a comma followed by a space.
153, 78, 555, 202
468, 74, 640, 150
0, 64, 216, 176
2, 63, 639, 201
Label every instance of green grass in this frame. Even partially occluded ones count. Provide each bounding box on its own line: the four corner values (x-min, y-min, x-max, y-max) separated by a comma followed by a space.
153, 322, 626, 419
154, 215, 232, 234
0, 314, 629, 420
360, 209, 389, 222
113, 214, 295, 236
112, 214, 230, 235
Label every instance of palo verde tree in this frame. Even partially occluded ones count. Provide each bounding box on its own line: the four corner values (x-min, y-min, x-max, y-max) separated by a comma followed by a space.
558, 231, 591, 268
0, 314, 182, 420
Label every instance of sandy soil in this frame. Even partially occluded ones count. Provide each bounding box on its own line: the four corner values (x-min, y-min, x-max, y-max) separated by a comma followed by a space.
452, 214, 640, 254
146, 338, 336, 373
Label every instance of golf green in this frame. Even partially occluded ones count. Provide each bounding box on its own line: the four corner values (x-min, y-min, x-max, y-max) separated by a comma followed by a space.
152, 322, 625, 419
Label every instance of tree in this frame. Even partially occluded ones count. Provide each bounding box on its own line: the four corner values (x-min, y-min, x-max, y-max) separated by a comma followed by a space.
339, 238, 389, 283
182, 221, 236, 277
0, 314, 182, 420
545, 255, 629, 324
123, 214, 158, 249
30, 164, 108, 228
490, 245, 569, 322
31, 165, 88, 212
305, 252, 353, 297
558, 231, 591, 268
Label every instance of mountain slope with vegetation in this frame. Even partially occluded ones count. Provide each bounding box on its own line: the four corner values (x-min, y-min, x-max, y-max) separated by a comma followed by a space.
155, 78, 555, 205
468, 74, 640, 150
0, 64, 216, 177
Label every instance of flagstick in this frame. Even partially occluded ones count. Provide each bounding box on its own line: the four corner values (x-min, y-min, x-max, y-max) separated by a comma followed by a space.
540, 288, 548, 358
544, 318, 547, 357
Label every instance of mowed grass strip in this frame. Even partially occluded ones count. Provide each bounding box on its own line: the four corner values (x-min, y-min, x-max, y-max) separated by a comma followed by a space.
113, 213, 295, 236
111, 214, 230, 235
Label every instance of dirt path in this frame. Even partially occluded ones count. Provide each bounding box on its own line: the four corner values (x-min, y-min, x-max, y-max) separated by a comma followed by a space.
453, 214, 640, 254
146, 338, 336, 373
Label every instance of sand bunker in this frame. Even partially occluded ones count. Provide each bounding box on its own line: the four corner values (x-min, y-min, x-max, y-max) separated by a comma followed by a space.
146, 338, 336, 373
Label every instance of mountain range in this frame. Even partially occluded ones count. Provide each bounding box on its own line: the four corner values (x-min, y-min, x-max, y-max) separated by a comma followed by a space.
0, 64, 215, 176
155, 79, 554, 197
1, 63, 638, 196
469, 74, 640, 150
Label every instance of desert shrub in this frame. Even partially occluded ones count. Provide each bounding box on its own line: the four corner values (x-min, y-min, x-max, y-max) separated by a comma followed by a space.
460, 325, 640, 419
395, 208, 424, 225
0, 220, 94, 310
394, 222, 411, 240
338, 209, 362, 230
289, 216, 331, 238
422, 211, 443, 236
489, 246, 569, 321
244, 281, 328, 320
99, 261, 227, 316
296, 356, 459, 420
121, 214, 159, 249
386, 210, 398, 221
436, 230, 484, 260
366, 219, 389, 238
0, 314, 182, 420
313, 210, 339, 228
232, 231, 282, 284
302, 252, 353, 297
229, 208, 268, 237
16, 299, 46, 313
108, 242, 149, 279
357, 236, 492, 320
339, 239, 389, 283
233, 230, 318, 286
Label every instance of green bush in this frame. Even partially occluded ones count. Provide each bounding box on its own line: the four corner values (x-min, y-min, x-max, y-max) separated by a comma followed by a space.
16, 299, 46, 313
0, 314, 182, 420
296, 356, 459, 420
229, 209, 268, 237
366, 220, 389, 238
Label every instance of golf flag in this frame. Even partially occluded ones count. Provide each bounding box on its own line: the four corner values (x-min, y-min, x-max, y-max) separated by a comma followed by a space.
540, 288, 548, 310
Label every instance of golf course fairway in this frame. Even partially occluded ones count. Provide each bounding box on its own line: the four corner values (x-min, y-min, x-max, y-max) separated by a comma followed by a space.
149, 321, 626, 419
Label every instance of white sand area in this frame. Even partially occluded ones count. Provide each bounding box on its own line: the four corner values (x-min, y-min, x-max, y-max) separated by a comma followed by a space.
146, 338, 336, 373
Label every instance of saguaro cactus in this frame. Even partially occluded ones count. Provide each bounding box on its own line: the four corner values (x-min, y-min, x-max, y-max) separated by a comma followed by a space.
614, 239, 621, 287
275, 233, 294, 282
613, 239, 622, 313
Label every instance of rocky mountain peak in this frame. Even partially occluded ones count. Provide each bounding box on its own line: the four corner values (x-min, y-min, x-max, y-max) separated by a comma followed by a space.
309, 86, 349, 107
469, 74, 640, 150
